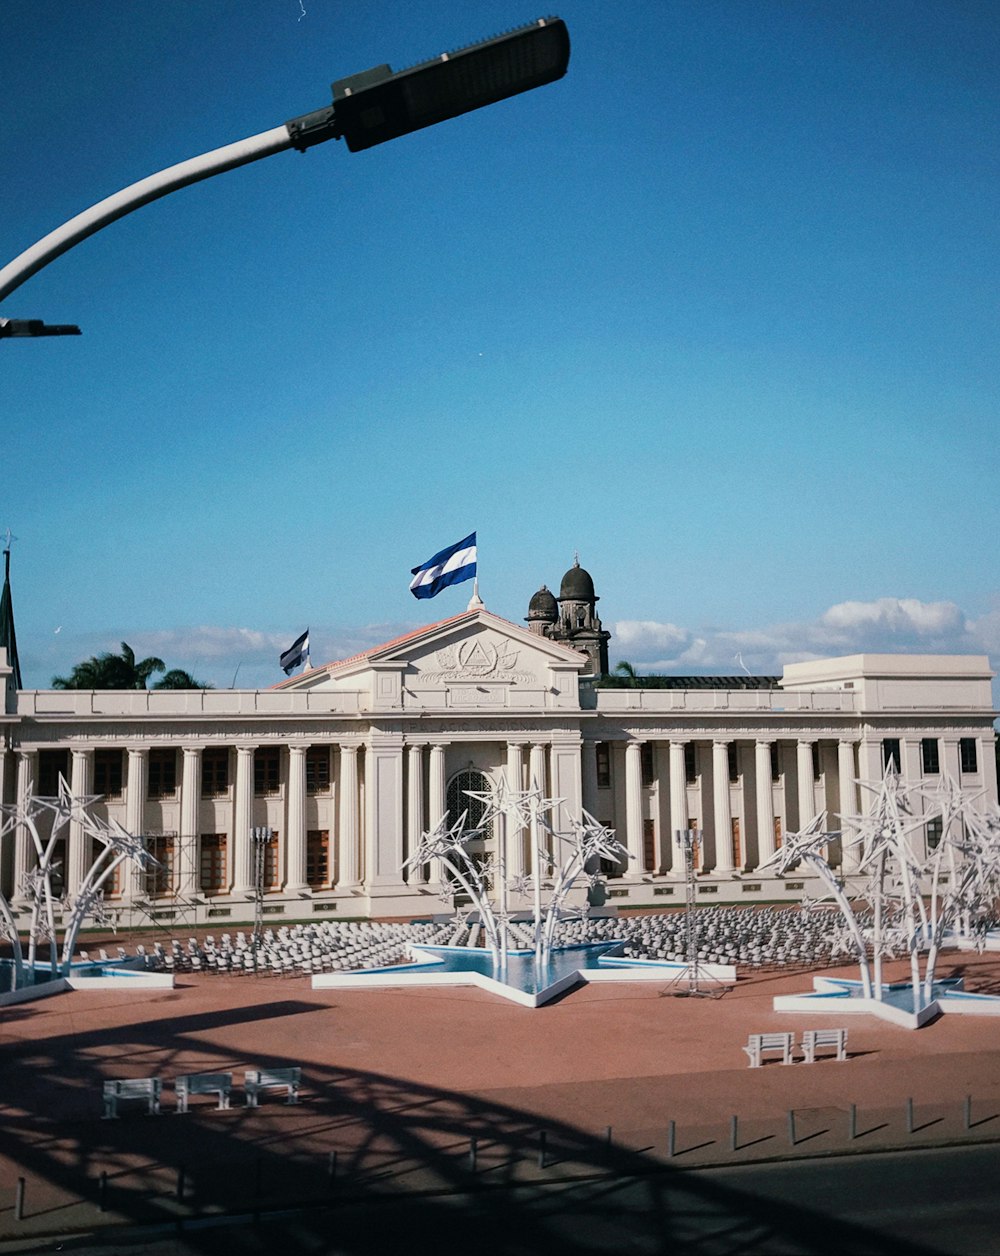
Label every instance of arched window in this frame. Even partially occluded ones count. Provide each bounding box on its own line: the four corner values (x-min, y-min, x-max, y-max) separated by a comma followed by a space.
445, 770, 493, 882
446, 769, 492, 832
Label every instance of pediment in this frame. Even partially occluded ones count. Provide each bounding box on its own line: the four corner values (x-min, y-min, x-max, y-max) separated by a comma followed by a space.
277, 610, 586, 709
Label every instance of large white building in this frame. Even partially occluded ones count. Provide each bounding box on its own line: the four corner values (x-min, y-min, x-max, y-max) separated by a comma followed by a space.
1, 562, 996, 928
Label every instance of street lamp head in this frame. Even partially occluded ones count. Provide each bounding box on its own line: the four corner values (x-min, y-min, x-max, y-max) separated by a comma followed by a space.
287, 17, 570, 153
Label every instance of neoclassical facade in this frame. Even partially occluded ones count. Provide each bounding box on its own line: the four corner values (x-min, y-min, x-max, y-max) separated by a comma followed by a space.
1, 567, 996, 927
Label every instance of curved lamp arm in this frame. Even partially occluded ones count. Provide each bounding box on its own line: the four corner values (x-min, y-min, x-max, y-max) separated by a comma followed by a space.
0, 125, 292, 303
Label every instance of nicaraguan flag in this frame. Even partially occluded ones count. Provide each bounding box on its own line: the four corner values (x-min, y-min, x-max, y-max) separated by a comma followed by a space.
280, 628, 310, 675
409, 532, 477, 600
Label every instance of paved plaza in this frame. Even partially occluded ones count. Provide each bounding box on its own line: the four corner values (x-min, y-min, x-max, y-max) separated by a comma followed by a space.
1, 937, 999, 1252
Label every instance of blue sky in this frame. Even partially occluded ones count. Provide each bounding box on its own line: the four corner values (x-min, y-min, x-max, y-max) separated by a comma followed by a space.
2, 0, 999, 691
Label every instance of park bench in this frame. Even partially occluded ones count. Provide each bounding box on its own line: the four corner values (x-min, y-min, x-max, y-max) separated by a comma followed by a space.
175, 1071, 233, 1113
742, 1032, 795, 1068
800, 1028, 848, 1063
102, 1077, 163, 1119
244, 1067, 301, 1106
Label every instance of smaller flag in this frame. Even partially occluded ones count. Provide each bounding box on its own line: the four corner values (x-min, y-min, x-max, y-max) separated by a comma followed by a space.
409, 532, 477, 600
280, 628, 310, 675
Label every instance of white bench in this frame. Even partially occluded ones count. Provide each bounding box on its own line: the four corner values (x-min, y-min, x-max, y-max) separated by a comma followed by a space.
742, 1032, 795, 1068
801, 1028, 848, 1063
244, 1067, 301, 1107
175, 1071, 233, 1113
102, 1077, 163, 1119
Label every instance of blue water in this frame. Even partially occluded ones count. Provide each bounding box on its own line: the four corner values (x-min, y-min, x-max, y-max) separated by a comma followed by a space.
1, 958, 146, 989
358, 941, 661, 996
815, 977, 964, 1011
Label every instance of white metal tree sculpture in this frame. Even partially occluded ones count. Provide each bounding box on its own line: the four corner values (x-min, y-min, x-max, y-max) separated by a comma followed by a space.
0, 774, 158, 985
402, 771, 627, 972
536, 810, 628, 965
764, 765, 1000, 1013
758, 812, 874, 998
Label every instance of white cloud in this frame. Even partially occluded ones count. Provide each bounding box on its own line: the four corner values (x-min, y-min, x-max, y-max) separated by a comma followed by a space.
612, 596, 994, 678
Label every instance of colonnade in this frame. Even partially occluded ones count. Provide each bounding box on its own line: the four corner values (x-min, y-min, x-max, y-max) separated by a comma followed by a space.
3, 728, 989, 905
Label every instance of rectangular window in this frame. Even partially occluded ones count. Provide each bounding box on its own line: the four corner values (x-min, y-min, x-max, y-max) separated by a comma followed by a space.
727, 743, 739, 783
201, 748, 229, 797
812, 743, 821, 781
926, 817, 943, 851
38, 750, 69, 796
254, 747, 281, 796
882, 739, 901, 772
684, 743, 697, 784
148, 748, 177, 799
146, 834, 175, 896
959, 738, 978, 774
93, 749, 123, 798
770, 743, 781, 782
642, 818, 656, 872
921, 738, 940, 775
774, 815, 783, 849
731, 817, 742, 869
306, 747, 331, 794
640, 742, 654, 788
307, 829, 330, 888
596, 743, 611, 790
200, 833, 227, 895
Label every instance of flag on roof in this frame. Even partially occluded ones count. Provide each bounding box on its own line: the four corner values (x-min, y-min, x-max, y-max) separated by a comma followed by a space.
0, 545, 22, 690
409, 532, 477, 600
280, 629, 309, 675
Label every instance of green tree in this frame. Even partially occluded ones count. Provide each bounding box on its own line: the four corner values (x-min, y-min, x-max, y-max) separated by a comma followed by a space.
153, 668, 212, 690
613, 660, 639, 686
52, 641, 167, 690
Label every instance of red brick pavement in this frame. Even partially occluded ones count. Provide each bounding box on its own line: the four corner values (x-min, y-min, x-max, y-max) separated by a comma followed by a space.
0, 948, 998, 1243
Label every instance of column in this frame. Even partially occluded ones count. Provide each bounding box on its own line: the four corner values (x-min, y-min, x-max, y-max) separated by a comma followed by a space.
528, 742, 547, 794
231, 745, 256, 894
338, 744, 361, 887
13, 750, 37, 900
427, 744, 447, 888
712, 740, 734, 873
624, 741, 644, 875
124, 748, 148, 899
755, 740, 776, 868
179, 747, 201, 898
286, 745, 308, 891
364, 736, 405, 888
550, 736, 583, 834
838, 740, 860, 872
67, 749, 93, 896
406, 743, 424, 880
668, 740, 688, 875
857, 736, 884, 797
506, 742, 526, 878
942, 737, 962, 781
796, 740, 816, 828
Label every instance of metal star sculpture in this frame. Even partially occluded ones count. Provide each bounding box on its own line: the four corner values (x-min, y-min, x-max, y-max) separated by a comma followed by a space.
0, 774, 157, 984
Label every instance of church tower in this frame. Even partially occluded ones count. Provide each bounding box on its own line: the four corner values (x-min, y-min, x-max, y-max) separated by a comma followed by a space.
525, 558, 610, 676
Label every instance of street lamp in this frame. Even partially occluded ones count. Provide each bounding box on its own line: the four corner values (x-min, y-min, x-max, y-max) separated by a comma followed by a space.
0, 17, 569, 328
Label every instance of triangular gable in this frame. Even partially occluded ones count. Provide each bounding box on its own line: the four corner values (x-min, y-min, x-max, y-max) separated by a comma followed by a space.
275, 609, 587, 709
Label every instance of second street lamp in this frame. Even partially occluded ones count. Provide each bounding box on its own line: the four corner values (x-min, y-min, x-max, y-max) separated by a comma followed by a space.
0, 18, 570, 325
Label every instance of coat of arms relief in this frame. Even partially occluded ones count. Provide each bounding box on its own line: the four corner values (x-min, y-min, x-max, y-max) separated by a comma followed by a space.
423, 635, 531, 684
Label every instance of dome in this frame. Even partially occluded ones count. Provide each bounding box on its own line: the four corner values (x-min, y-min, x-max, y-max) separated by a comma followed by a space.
526, 584, 558, 623
559, 558, 597, 603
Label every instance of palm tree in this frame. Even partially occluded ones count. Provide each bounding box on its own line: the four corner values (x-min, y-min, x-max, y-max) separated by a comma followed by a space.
153, 668, 212, 690
613, 660, 640, 686
52, 642, 166, 690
